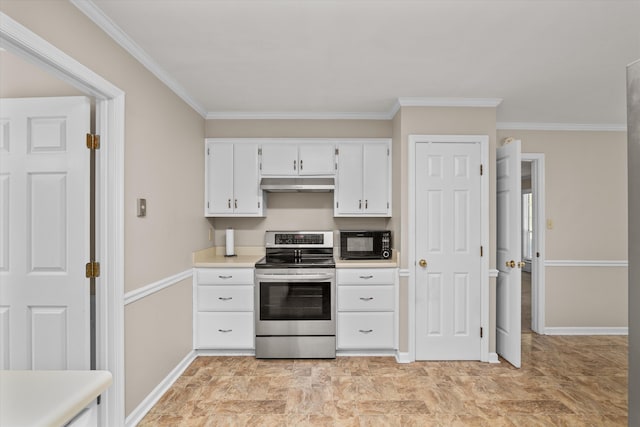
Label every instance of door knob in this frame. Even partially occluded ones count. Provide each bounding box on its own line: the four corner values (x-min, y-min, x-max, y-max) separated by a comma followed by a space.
518, 261, 526, 268
506, 260, 516, 268
419, 259, 427, 267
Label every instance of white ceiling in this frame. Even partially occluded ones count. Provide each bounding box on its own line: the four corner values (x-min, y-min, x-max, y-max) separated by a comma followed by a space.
78, 0, 639, 126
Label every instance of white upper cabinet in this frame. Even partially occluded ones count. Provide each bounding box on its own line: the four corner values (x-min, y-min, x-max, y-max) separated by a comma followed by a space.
205, 139, 263, 217
335, 140, 391, 217
261, 141, 335, 176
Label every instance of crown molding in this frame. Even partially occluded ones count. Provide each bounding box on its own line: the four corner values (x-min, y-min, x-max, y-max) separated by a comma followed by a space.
71, 0, 208, 117
208, 98, 504, 120
497, 122, 627, 132
205, 111, 391, 120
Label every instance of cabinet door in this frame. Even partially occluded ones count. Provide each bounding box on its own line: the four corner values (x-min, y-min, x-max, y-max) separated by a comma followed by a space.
337, 312, 394, 349
299, 143, 335, 175
206, 142, 234, 215
233, 143, 261, 214
362, 143, 390, 215
260, 143, 298, 175
335, 143, 363, 214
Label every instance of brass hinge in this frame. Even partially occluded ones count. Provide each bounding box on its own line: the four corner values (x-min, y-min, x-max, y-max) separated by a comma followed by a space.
480, 246, 483, 257
86, 134, 100, 150
480, 327, 484, 338
480, 164, 483, 175
86, 261, 100, 278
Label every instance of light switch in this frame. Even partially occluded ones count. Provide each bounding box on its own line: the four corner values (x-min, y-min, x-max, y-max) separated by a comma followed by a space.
137, 198, 147, 217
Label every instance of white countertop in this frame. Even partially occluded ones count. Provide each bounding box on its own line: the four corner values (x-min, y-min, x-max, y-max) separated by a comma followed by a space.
0, 370, 112, 427
194, 246, 399, 269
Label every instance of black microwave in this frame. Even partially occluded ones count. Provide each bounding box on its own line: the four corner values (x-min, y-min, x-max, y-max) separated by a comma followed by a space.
340, 230, 392, 260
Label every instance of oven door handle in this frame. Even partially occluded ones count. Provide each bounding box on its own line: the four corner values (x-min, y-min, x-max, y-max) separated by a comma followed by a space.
255, 273, 334, 281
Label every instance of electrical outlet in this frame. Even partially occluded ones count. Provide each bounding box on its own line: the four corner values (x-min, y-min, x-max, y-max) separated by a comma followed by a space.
546, 219, 553, 230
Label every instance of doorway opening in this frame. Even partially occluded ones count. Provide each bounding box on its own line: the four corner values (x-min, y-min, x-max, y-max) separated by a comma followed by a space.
1, 11, 126, 425
521, 155, 545, 335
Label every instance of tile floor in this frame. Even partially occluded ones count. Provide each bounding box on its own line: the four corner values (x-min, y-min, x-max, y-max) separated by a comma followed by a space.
139, 334, 627, 426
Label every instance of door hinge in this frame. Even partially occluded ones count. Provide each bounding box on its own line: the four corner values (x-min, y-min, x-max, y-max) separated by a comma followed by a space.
207, 147, 210, 156
85, 261, 100, 279
387, 148, 390, 156
480, 327, 484, 338
258, 201, 260, 208
335, 148, 339, 155
480, 164, 483, 175
86, 134, 100, 150
387, 202, 390, 208
480, 246, 483, 257
336, 201, 339, 208
207, 201, 210, 209
536, 252, 540, 258
258, 147, 262, 155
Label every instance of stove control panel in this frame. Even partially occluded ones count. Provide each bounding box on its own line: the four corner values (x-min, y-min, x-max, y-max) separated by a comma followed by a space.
266, 231, 334, 248
275, 233, 323, 245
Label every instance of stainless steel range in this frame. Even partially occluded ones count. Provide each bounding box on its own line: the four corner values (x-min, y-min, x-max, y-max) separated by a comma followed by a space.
254, 231, 336, 359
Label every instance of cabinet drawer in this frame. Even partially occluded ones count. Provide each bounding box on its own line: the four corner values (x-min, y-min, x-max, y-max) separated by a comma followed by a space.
338, 286, 394, 311
337, 312, 394, 350
197, 268, 254, 285
197, 285, 253, 311
195, 312, 254, 349
337, 268, 395, 285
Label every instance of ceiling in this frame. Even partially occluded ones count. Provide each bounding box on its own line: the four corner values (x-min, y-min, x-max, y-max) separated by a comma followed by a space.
77, 0, 639, 126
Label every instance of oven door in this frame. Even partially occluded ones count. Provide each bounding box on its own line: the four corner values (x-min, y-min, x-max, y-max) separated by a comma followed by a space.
255, 268, 335, 336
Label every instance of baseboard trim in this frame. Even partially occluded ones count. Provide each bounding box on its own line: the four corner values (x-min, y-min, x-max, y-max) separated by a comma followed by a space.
125, 350, 197, 427
488, 352, 500, 363
124, 269, 193, 305
395, 351, 412, 364
195, 349, 256, 357
336, 350, 397, 358
544, 327, 629, 335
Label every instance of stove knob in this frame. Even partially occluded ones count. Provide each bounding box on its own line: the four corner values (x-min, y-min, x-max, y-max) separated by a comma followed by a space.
382, 250, 390, 259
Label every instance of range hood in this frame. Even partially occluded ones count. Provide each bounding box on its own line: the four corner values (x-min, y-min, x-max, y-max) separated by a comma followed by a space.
260, 177, 335, 192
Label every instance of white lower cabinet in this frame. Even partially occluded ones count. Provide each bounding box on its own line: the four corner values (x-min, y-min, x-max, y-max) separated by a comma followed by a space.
194, 268, 254, 350
336, 268, 397, 351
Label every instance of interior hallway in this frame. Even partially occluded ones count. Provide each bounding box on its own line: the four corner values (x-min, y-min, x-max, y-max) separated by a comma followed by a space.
139, 333, 628, 426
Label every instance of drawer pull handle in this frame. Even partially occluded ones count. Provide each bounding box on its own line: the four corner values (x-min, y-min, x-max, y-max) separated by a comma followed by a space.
218, 275, 232, 279
359, 329, 373, 334
218, 329, 232, 333
218, 297, 233, 301
359, 297, 374, 301
359, 275, 374, 279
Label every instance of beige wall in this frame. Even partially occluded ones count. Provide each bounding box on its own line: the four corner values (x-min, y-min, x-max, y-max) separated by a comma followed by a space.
0, 49, 84, 97
498, 129, 628, 328
396, 106, 498, 352
0, 1, 209, 416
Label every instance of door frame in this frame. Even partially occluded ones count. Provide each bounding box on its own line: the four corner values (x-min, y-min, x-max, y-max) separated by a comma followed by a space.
408, 134, 490, 362
1, 12, 125, 425
521, 153, 546, 334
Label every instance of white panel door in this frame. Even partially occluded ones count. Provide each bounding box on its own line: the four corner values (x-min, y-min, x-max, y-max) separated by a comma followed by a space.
496, 139, 522, 368
0, 97, 90, 370
415, 141, 482, 360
